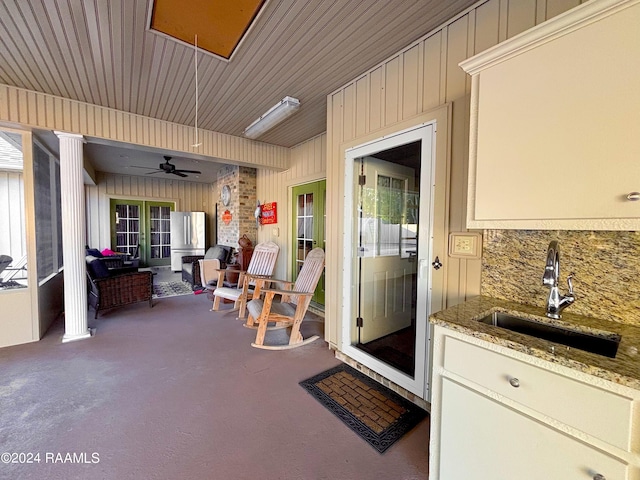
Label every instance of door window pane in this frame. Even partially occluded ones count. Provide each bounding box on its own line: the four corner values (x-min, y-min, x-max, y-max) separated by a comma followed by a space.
375, 174, 404, 256
295, 192, 315, 273
305, 217, 313, 239
149, 205, 171, 259
115, 204, 141, 256
305, 193, 313, 215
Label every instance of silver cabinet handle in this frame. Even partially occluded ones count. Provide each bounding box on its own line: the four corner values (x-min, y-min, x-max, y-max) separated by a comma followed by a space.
593, 474, 606, 480
508, 377, 520, 388
627, 192, 640, 201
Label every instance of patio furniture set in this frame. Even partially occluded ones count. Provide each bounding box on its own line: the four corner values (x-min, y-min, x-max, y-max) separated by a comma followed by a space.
84, 240, 325, 350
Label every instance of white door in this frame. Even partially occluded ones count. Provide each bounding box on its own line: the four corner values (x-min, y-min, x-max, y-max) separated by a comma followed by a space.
358, 158, 415, 343
342, 124, 437, 398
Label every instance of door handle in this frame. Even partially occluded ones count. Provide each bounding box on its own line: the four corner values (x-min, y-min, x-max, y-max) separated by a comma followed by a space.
184, 217, 188, 244
418, 259, 428, 279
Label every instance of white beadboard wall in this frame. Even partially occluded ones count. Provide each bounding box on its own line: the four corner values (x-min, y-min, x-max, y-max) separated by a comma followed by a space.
85, 171, 215, 250
256, 133, 326, 280
324, 0, 584, 347
0, 84, 290, 171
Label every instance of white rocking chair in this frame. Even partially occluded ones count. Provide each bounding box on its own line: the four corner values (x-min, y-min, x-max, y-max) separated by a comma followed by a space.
211, 241, 280, 318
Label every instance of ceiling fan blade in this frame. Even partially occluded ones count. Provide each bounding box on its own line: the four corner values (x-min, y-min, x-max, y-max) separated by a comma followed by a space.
129, 165, 159, 170
145, 170, 163, 175
172, 171, 188, 178
175, 169, 201, 174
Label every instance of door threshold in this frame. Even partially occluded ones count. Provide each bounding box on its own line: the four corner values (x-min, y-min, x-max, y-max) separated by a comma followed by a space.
308, 301, 325, 318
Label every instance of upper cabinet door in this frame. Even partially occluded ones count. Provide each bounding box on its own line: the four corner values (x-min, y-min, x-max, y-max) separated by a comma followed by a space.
460, 0, 640, 230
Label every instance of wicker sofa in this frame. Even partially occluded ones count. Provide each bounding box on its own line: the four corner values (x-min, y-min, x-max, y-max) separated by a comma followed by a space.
86, 256, 153, 318
181, 245, 233, 290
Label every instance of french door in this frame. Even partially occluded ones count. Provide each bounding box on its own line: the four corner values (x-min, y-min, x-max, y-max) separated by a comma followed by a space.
145, 202, 173, 266
291, 180, 326, 305
110, 199, 174, 267
342, 124, 438, 398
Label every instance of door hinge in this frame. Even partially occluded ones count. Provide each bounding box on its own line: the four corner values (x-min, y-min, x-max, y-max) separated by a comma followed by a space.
356, 317, 364, 327
358, 174, 366, 185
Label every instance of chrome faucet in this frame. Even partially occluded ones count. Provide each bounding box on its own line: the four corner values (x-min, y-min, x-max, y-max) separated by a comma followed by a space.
542, 241, 575, 319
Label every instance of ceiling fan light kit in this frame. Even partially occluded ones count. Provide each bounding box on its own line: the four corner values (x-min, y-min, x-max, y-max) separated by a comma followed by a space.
243, 96, 300, 139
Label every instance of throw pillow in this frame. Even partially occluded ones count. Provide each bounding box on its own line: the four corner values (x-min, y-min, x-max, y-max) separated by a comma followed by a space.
86, 248, 103, 258
205, 245, 232, 263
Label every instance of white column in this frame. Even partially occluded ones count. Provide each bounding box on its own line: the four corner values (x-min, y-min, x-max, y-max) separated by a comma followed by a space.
55, 131, 92, 343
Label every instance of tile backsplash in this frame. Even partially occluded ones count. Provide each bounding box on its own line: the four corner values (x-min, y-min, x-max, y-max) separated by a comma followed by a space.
481, 230, 640, 326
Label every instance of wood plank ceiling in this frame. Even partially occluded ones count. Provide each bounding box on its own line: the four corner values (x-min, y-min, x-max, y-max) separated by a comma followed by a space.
0, 0, 479, 148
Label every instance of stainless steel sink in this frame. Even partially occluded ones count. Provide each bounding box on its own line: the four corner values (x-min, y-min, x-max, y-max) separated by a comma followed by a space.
477, 312, 621, 358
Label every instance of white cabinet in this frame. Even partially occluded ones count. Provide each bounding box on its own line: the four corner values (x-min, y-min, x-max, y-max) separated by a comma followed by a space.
460, 0, 640, 230
443, 335, 634, 451
429, 325, 640, 480
440, 379, 627, 480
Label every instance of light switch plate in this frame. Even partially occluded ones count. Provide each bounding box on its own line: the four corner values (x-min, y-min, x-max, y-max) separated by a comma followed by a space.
448, 232, 482, 259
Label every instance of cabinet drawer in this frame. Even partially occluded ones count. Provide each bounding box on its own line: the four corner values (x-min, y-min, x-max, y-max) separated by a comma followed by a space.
443, 336, 634, 451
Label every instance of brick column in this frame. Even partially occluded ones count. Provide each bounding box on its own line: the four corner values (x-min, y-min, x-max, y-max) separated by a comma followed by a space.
217, 166, 257, 248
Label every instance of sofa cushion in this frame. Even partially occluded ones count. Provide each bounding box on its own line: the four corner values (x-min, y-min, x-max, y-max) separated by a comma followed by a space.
183, 262, 193, 276
86, 256, 110, 279
204, 245, 232, 263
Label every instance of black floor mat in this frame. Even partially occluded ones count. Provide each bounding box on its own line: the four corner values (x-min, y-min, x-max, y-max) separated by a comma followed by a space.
300, 363, 428, 453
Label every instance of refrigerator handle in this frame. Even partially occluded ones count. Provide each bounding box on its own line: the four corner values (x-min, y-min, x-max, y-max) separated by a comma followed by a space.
184, 216, 188, 245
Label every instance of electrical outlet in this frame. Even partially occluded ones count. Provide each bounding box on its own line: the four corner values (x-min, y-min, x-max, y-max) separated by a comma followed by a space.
448, 232, 482, 259
455, 237, 473, 254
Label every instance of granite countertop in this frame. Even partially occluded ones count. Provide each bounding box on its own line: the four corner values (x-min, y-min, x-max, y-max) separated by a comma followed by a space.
430, 296, 640, 390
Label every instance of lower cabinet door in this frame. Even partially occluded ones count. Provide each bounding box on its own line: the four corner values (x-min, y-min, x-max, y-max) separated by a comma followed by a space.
439, 378, 628, 480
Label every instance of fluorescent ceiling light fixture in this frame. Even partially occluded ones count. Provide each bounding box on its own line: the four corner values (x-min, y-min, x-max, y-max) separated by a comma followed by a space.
243, 96, 300, 139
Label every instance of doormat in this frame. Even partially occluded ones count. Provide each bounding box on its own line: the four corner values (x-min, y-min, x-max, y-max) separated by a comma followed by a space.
299, 363, 427, 453
153, 281, 193, 298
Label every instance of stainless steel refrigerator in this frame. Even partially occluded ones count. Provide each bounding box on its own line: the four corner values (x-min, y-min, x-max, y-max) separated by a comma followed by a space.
170, 211, 206, 271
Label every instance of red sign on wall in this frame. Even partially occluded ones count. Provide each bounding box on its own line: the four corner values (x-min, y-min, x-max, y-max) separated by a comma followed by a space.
260, 202, 277, 225
222, 209, 232, 225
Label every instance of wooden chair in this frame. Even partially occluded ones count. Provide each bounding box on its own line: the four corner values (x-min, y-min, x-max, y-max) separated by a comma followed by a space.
182, 245, 233, 290
245, 247, 324, 350
198, 258, 222, 290
211, 241, 280, 318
